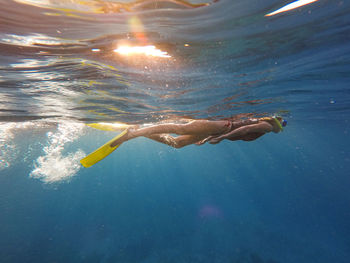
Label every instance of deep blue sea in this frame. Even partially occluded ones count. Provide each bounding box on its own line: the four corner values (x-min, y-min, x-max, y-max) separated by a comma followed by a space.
1, 0, 350, 262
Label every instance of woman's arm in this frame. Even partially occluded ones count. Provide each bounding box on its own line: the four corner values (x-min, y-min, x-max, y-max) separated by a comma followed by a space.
209, 122, 273, 144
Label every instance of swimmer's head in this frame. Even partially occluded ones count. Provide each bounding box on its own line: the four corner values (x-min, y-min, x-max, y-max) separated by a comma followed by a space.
259, 116, 287, 132
273, 116, 287, 131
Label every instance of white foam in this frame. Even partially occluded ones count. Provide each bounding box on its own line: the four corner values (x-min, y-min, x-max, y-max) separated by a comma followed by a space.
0, 123, 17, 170
0, 122, 36, 170
30, 122, 85, 183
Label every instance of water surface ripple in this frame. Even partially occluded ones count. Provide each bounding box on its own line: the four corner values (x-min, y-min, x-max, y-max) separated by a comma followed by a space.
1, 0, 349, 123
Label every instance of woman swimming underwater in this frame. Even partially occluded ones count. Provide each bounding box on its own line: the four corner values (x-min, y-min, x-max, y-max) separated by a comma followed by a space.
110, 116, 287, 148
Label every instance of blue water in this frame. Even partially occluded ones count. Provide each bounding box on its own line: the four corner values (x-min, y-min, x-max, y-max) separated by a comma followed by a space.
1, 0, 350, 262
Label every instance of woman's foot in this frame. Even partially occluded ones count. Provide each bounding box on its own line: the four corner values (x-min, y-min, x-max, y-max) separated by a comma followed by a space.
110, 125, 139, 147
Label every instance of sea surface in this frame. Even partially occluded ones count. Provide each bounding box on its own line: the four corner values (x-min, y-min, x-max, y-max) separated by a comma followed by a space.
1, 0, 350, 262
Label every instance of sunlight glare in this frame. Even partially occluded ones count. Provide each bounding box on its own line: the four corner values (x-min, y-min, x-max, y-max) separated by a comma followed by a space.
265, 0, 319, 16
114, 45, 171, 58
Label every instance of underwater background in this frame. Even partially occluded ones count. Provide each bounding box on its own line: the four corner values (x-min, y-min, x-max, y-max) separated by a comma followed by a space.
1, 0, 350, 262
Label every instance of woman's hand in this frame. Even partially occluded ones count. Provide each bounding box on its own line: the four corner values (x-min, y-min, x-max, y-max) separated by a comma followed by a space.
195, 135, 216, 145
196, 135, 225, 145
208, 136, 223, 144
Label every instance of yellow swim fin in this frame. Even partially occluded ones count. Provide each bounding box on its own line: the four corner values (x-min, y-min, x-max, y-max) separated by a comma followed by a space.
87, 122, 130, 132
80, 129, 128, 168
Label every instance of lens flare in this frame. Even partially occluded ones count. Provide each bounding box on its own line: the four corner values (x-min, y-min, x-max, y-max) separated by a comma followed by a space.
265, 0, 319, 17
114, 45, 171, 58
128, 16, 147, 43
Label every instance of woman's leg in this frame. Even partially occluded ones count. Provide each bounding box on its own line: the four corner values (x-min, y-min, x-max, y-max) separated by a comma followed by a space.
110, 120, 230, 147
132, 120, 229, 137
